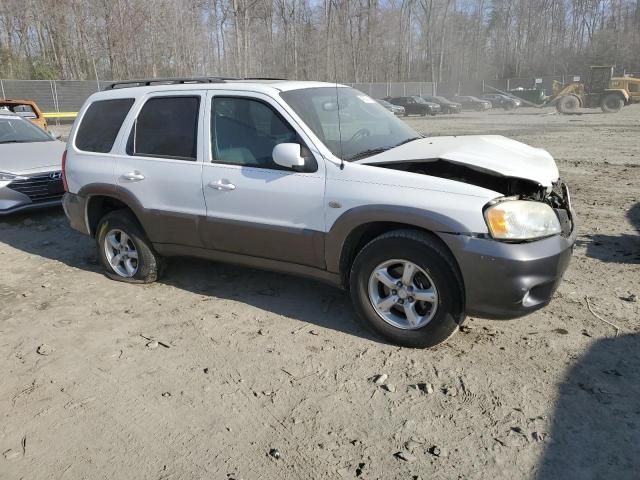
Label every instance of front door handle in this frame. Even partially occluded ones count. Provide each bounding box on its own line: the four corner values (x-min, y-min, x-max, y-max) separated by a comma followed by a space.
121, 171, 145, 182
208, 180, 236, 191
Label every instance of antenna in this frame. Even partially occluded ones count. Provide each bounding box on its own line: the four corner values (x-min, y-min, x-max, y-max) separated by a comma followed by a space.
332, 52, 344, 170
335, 82, 344, 170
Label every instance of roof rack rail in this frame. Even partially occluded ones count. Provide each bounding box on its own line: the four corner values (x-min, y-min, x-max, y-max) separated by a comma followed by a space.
104, 77, 234, 90
243, 77, 288, 81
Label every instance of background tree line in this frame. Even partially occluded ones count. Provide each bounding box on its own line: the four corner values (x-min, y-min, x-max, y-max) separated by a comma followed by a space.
1, 0, 639, 82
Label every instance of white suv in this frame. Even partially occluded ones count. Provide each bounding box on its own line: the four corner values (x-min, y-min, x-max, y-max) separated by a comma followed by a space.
62, 78, 576, 347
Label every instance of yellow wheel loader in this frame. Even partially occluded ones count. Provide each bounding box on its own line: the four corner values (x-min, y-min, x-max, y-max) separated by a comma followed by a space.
551, 66, 630, 114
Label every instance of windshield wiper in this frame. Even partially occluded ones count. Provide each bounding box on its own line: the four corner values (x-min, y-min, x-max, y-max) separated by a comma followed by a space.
0, 140, 28, 144
345, 136, 423, 162
345, 147, 391, 161
391, 136, 422, 148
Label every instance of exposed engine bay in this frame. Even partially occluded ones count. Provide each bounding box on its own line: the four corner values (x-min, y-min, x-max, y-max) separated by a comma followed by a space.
376, 159, 574, 236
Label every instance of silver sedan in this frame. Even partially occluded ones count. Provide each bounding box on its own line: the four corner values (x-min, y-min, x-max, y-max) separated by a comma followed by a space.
0, 112, 66, 215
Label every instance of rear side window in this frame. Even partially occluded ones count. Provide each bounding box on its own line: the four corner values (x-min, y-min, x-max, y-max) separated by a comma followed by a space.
127, 96, 199, 161
75, 98, 134, 153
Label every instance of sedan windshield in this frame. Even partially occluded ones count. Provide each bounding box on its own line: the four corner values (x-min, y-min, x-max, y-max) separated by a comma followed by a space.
0, 117, 52, 144
281, 87, 420, 161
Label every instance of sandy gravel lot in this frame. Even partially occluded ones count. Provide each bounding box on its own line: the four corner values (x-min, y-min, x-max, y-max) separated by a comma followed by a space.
1, 106, 639, 480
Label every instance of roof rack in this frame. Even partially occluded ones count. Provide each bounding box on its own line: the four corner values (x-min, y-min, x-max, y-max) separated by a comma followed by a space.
242, 77, 288, 81
104, 77, 234, 90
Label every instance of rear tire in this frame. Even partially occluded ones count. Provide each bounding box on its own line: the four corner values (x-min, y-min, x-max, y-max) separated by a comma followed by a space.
349, 230, 464, 348
556, 95, 580, 114
600, 93, 624, 113
96, 209, 162, 283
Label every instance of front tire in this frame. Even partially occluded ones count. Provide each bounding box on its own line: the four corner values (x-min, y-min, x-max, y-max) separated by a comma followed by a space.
600, 93, 624, 113
556, 95, 580, 114
349, 230, 464, 348
96, 209, 162, 283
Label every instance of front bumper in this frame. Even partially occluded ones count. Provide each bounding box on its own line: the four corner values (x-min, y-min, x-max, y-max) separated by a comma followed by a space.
0, 171, 64, 215
0, 198, 62, 215
439, 227, 577, 319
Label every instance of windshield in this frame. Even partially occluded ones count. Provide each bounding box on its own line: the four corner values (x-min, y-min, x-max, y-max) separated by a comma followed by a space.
281, 87, 420, 161
0, 117, 52, 143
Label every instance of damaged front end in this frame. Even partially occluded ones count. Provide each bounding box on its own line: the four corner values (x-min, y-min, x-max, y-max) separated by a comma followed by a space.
376, 159, 574, 239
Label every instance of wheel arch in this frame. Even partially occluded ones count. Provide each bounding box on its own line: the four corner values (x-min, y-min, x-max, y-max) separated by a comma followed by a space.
80, 185, 147, 238
326, 205, 468, 289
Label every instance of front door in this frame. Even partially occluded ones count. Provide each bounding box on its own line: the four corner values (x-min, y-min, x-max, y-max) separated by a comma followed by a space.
115, 92, 206, 247
200, 92, 326, 268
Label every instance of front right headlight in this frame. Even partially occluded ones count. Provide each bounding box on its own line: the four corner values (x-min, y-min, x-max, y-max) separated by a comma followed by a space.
0, 171, 27, 182
485, 199, 561, 241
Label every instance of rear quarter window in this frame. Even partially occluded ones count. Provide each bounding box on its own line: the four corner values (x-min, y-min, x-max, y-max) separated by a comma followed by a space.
75, 98, 134, 153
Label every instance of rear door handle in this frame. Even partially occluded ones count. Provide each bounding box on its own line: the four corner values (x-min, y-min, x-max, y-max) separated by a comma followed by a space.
121, 171, 145, 182
208, 180, 236, 191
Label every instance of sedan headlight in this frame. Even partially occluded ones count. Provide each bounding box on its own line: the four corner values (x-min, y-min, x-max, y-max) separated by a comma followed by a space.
485, 200, 561, 240
0, 172, 27, 182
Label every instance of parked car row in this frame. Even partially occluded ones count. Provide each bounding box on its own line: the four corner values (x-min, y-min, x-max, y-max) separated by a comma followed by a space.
376, 93, 521, 116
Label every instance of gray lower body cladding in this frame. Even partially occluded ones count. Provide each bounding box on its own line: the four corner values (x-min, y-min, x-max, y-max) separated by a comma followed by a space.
64, 192, 576, 320
438, 229, 576, 319
62, 192, 90, 234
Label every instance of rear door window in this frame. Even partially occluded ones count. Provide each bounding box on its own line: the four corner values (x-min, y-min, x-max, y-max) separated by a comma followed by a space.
127, 96, 200, 161
75, 98, 134, 153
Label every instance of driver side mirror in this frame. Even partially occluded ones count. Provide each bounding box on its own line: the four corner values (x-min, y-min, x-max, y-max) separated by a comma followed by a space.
272, 143, 306, 171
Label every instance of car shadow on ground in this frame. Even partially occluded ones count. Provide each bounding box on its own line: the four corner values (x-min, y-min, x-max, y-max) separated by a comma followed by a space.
0, 208, 383, 344
576, 203, 640, 264
537, 333, 640, 479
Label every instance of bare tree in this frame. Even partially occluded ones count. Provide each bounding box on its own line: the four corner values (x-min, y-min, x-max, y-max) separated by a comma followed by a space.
0, 0, 638, 82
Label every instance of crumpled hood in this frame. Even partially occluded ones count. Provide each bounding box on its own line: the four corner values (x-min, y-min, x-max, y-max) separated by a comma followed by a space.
0, 140, 65, 175
358, 135, 559, 187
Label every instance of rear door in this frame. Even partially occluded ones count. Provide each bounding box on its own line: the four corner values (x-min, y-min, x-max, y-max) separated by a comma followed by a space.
114, 91, 206, 247
200, 91, 326, 268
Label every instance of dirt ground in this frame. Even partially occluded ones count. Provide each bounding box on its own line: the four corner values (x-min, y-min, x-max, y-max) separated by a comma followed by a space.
1, 106, 639, 480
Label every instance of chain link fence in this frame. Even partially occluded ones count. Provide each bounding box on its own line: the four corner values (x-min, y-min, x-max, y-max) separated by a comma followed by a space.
1, 76, 586, 115
0, 79, 115, 113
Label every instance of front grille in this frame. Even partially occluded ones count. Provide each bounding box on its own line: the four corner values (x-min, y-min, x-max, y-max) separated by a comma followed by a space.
8, 172, 64, 203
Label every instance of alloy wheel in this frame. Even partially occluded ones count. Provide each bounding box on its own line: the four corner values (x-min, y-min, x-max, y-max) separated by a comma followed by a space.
367, 259, 439, 330
104, 229, 139, 278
